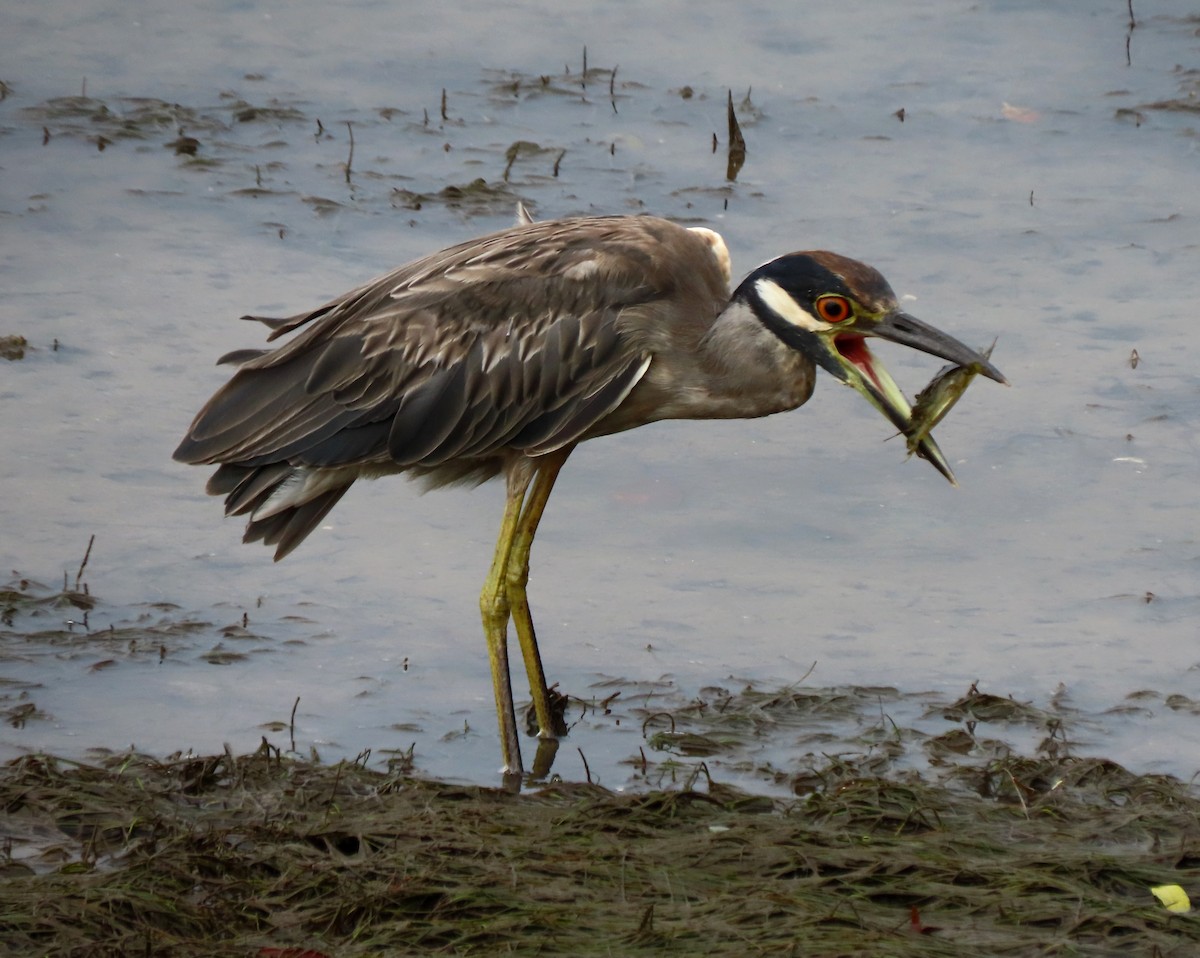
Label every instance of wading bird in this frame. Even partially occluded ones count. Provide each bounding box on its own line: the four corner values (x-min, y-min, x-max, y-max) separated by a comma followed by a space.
174, 214, 1005, 779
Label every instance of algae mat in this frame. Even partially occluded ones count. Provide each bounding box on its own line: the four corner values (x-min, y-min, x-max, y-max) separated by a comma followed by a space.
3, 745, 1199, 956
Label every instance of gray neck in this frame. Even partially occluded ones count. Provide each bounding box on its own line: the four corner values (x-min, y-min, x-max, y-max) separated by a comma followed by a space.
646, 298, 818, 422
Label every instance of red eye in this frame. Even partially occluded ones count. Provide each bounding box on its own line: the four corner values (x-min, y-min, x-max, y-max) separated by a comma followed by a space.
816, 295, 852, 324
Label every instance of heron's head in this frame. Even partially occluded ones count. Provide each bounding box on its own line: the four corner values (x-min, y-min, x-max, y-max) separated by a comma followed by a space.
735, 250, 1007, 481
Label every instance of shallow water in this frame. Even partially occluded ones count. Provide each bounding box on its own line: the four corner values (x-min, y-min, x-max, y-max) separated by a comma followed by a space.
1, 1, 1198, 789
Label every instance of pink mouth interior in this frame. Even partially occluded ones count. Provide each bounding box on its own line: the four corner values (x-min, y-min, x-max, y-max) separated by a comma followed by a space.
835, 334, 882, 392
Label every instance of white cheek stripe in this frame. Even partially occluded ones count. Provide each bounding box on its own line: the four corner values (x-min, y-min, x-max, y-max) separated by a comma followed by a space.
754, 278, 831, 333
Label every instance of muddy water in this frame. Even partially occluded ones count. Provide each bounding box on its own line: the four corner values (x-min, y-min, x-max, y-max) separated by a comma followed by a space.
2, 1, 1198, 788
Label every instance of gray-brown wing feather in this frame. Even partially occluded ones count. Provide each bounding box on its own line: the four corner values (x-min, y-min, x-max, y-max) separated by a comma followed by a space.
174, 216, 684, 475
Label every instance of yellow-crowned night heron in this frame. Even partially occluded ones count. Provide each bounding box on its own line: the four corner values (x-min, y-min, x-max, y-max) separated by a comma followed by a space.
174, 214, 1005, 777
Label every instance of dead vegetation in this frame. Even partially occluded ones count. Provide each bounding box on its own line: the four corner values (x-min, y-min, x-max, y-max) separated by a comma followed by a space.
2, 736, 1199, 957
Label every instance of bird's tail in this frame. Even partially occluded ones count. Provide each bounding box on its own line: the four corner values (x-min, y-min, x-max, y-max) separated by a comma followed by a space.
205, 463, 354, 561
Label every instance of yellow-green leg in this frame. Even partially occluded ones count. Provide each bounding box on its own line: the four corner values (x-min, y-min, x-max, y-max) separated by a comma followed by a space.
479, 462, 533, 776
507, 448, 571, 748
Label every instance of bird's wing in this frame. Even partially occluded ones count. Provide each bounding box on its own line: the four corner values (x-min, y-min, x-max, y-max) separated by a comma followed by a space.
174, 216, 697, 470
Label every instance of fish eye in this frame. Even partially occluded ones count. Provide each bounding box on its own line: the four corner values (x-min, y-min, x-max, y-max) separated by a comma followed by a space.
816, 295, 852, 324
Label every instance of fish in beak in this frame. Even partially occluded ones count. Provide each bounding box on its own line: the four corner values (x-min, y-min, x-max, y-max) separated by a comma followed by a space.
823, 312, 1005, 483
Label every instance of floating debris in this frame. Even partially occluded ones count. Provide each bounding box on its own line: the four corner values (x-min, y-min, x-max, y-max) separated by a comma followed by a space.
230, 100, 305, 124
164, 133, 199, 156
502, 140, 557, 181
0, 334, 29, 361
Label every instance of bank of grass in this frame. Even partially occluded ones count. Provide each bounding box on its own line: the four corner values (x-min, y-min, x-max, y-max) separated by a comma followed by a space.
2, 739, 1198, 957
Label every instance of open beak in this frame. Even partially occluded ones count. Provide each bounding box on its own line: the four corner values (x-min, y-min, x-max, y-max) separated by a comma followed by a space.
815, 310, 1007, 484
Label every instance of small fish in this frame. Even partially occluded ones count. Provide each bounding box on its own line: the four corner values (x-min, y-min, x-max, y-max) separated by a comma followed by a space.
906, 340, 998, 457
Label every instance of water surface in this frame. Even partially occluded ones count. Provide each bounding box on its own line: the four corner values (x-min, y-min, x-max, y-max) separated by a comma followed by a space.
2, 0, 1198, 788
